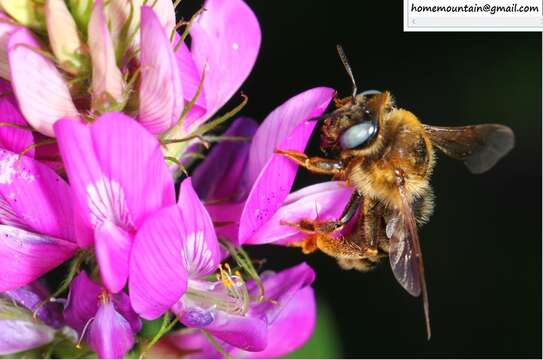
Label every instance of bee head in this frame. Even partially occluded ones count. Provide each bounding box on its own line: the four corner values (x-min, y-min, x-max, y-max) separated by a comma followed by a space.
320, 91, 393, 157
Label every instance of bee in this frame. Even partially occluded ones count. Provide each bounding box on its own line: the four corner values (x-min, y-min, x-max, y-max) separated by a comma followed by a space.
277, 45, 515, 339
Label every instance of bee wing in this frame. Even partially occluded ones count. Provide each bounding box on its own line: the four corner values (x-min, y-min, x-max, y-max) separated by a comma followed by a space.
422, 124, 514, 174
388, 184, 431, 339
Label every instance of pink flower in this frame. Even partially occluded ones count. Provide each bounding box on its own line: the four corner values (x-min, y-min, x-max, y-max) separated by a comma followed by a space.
53, 113, 176, 293
129, 178, 315, 353
0, 0, 260, 144
63, 271, 141, 359
192, 87, 335, 245
156, 285, 316, 358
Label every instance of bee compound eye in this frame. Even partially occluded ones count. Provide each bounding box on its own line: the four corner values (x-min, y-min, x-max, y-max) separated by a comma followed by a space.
339, 121, 378, 149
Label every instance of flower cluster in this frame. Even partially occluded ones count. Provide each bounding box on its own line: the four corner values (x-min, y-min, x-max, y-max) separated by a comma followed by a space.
0, 0, 350, 358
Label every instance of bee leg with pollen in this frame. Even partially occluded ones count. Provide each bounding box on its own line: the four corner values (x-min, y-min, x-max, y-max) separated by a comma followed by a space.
275, 149, 345, 176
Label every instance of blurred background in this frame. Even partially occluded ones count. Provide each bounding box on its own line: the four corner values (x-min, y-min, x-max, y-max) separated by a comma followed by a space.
181, 0, 542, 357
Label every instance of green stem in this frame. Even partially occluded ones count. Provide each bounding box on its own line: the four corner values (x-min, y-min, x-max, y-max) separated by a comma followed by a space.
139, 313, 178, 359
202, 330, 232, 359
33, 250, 87, 321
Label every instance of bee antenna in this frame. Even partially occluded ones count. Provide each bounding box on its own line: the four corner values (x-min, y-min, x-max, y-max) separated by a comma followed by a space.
336, 44, 358, 100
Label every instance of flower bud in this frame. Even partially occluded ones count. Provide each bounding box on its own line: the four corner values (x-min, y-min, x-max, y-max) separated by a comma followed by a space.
45, 0, 88, 75
0, 0, 45, 31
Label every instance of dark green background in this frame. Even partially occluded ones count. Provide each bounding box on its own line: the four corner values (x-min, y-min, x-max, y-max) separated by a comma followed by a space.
181, 0, 541, 357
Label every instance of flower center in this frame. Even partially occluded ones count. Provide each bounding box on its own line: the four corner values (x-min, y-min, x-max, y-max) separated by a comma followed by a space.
178, 264, 250, 327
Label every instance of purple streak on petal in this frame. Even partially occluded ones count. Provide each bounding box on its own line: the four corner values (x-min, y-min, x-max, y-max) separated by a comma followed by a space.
129, 206, 187, 320
88, 300, 135, 359
89, 113, 176, 228
0, 320, 55, 355
0, 149, 76, 241
0, 79, 34, 155
8, 28, 79, 137
247, 181, 353, 245
178, 178, 221, 277
234, 287, 316, 358
111, 292, 142, 333
0, 226, 77, 292
63, 271, 101, 335
174, 34, 206, 127
192, 117, 257, 202
189, 0, 261, 128
5, 282, 63, 328
139, 6, 183, 134
246, 87, 334, 185
238, 122, 314, 245
249, 262, 315, 324
94, 221, 132, 293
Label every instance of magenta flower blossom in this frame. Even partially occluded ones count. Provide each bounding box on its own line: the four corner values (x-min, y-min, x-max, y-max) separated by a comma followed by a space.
193, 87, 334, 245
129, 178, 315, 352
0, 148, 77, 292
54, 113, 175, 293
0, 282, 70, 355
0, 0, 260, 145
64, 271, 141, 358
160, 285, 315, 358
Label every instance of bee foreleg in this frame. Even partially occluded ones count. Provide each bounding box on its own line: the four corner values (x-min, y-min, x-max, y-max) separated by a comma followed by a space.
275, 149, 345, 176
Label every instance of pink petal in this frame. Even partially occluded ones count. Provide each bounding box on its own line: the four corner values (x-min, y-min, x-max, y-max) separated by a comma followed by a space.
139, 6, 183, 134
246, 87, 334, 185
189, 0, 261, 128
89, 113, 176, 227
178, 178, 221, 277
172, 306, 268, 353
148, 0, 176, 37
52, 118, 104, 246
0, 79, 34, 156
8, 28, 79, 137
129, 206, 188, 320
235, 287, 316, 358
88, 300, 135, 359
111, 291, 142, 333
205, 202, 244, 241
54, 113, 175, 236
247, 181, 353, 245
63, 271, 101, 335
88, 0, 125, 110
0, 11, 19, 80
0, 149, 75, 241
95, 221, 133, 293
192, 117, 257, 202
0, 226, 77, 291
174, 36, 206, 127
237, 88, 334, 245
249, 262, 315, 324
